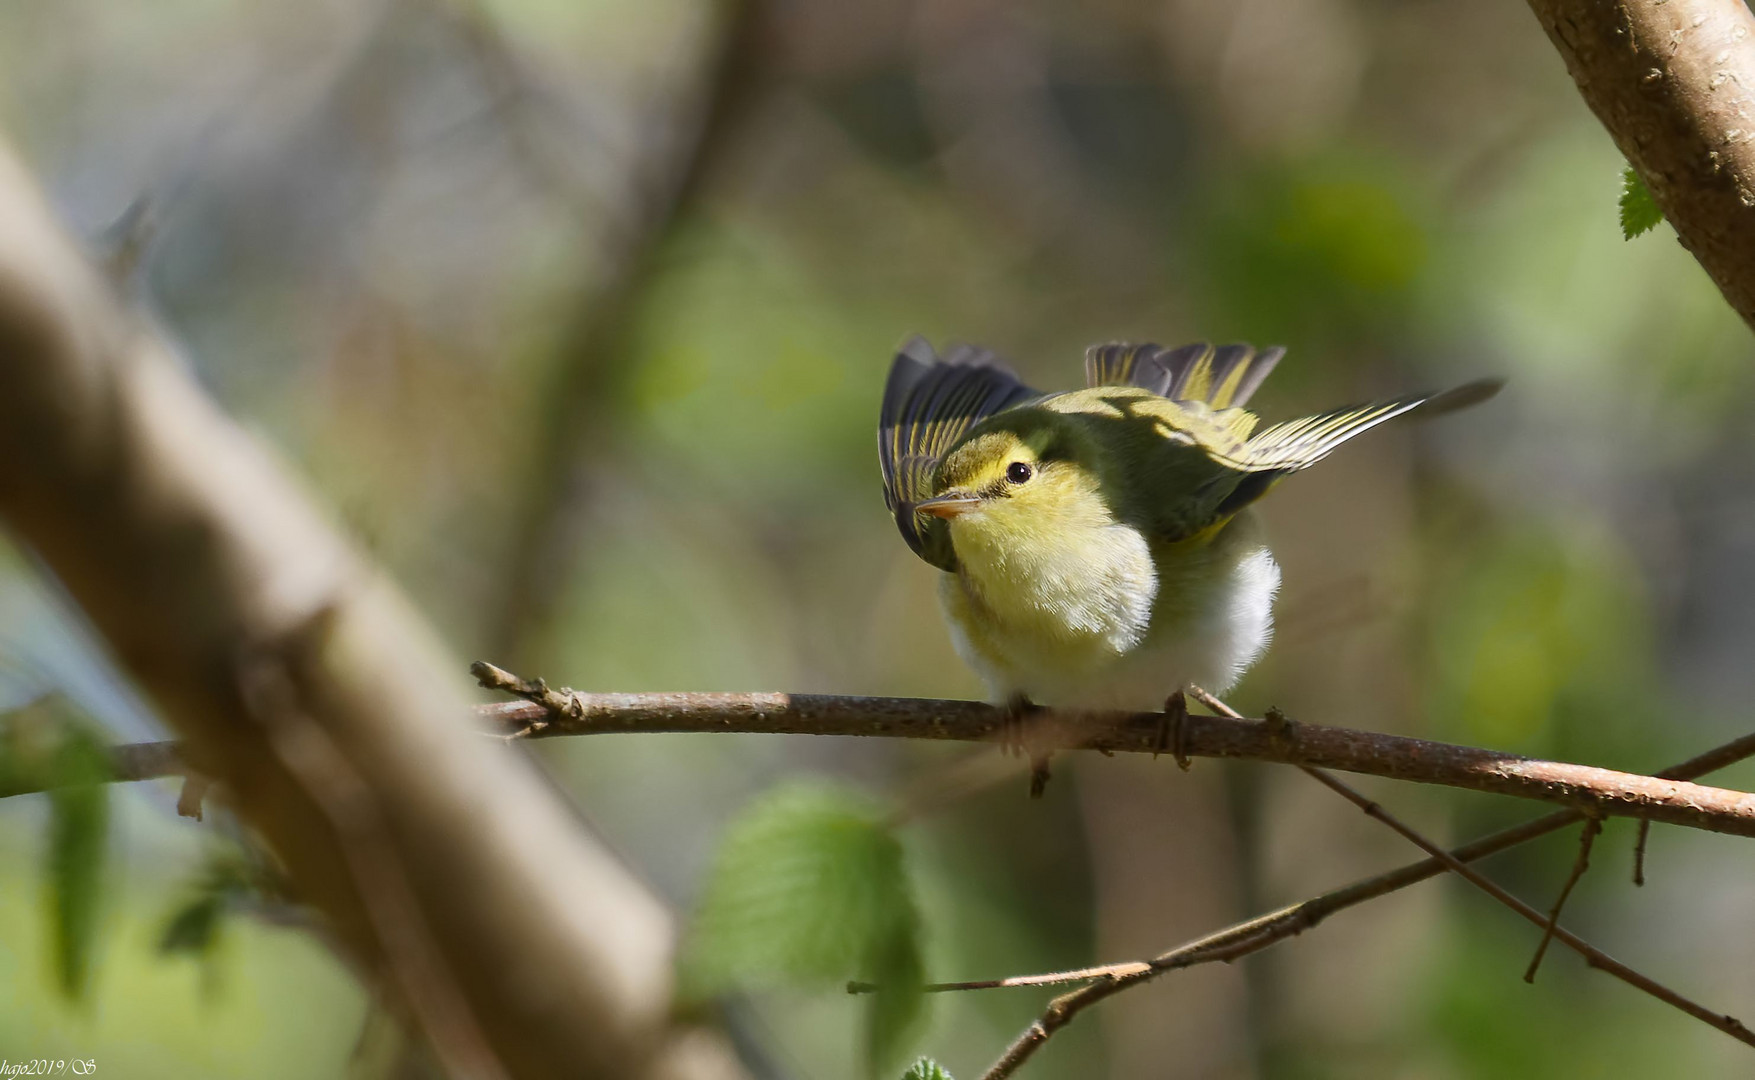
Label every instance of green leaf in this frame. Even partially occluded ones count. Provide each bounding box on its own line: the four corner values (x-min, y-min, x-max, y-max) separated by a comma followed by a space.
158, 848, 270, 959
681, 783, 927, 1075
45, 727, 110, 1001
902, 1059, 955, 1080
159, 894, 226, 957
1619, 167, 1663, 239
864, 917, 926, 1076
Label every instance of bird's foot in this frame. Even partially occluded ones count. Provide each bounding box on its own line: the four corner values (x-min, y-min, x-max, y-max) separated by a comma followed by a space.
1157, 690, 1192, 771
1003, 693, 1053, 798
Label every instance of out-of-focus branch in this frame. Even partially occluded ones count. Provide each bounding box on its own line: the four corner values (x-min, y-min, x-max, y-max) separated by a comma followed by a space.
1528, 0, 1755, 332
488, 0, 763, 663
0, 142, 743, 1078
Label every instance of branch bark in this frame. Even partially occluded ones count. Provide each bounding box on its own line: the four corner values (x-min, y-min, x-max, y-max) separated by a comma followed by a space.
46, 671, 1755, 843
1528, 0, 1755, 330
0, 143, 740, 1078
475, 672, 1755, 839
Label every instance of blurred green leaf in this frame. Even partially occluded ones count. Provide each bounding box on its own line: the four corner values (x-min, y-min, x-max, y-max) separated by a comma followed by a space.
1619, 167, 1662, 240
680, 782, 926, 1074
901, 1059, 954, 1080
45, 726, 111, 1001
158, 848, 284, 1004
159, 893, 226, 957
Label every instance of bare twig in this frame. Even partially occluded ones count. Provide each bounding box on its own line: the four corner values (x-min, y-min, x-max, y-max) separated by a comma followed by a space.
1298, 766, 1755, 1047
965, 690, 1755, 1077
487, 671, 1755, 840
975, 722, 1755, 1077
1197, 693, 1745, 1044
862, 726, 1755, 997
175, 775, 212, 821
17, 674, 1755, 843
1525, 816, 1603, 983
1634, 817, 1653, 887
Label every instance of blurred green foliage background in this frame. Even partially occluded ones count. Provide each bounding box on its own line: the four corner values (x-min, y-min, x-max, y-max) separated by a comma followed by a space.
1, 0, 1754, 1076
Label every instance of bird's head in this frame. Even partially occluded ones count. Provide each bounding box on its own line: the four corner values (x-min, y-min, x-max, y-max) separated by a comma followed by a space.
915, 412, 1116, 563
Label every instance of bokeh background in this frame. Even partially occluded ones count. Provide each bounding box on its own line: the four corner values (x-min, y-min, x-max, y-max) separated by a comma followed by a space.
2, 0, 1754, 1076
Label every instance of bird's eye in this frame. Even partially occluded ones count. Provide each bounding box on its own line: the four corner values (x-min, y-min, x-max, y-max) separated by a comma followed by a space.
1005, 461, 1033, 484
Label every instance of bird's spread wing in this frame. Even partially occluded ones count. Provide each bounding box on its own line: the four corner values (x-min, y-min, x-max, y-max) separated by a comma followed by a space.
879, 337, 1040, 571
1085, 341, 1284, 411
1090, 370, 1501, 540
1204, 378, 1503, 473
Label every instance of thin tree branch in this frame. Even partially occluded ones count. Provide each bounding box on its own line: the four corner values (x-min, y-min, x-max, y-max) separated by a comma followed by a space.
1199, 690, 1753, 1046
1525, 816, 1603, 982
481, 664, 1755, 839
17, 671, 1755, 843
37, 666, 1755, 1068
1527, 0, 1755, 333
1634, 817, 1653, 886
1297, 766, 1755, 1048
861, 725, 1755, 998
974, 709, 1755, 1078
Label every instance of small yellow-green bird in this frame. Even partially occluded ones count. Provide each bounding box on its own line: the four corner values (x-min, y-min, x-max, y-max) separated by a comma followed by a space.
879, 337, 1499, 716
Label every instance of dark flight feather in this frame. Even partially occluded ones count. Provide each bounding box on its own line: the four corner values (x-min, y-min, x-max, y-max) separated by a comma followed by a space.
1085, 341, 1285, 410
879, 337, 1039, 571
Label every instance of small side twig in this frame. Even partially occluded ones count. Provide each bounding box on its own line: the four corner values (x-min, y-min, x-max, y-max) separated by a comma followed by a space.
973, 692, 1755, 1078
470, 660, 580, 736
175, 775, 213, 821
1298, 763, 1755, 1047
1194, 688, 1752, 1044
1633, 818, 1652, 886
1525, 816, 1603, 983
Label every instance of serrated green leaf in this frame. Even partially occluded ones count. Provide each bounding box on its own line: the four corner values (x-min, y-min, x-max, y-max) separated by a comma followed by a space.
45, 727, 110, 1001
902, 1059, 954, 1080
681, 782, 927, 1075
1619, 166, 1663, 240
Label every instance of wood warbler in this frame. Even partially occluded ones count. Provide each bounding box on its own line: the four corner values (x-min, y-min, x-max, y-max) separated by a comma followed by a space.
878, 337, 1499, 714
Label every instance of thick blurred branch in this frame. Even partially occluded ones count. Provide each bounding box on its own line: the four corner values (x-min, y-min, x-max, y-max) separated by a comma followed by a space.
489, 0, 762, 662
1529, 0, 1755, 331
0, 143, 743, 1078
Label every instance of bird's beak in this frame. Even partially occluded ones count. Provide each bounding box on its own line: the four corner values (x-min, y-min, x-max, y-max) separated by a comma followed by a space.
915, 492, 981, 519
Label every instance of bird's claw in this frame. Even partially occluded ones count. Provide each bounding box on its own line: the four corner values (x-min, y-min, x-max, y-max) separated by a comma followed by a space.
1004, 694, 1054, 797
1157, 690, 1192, 771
